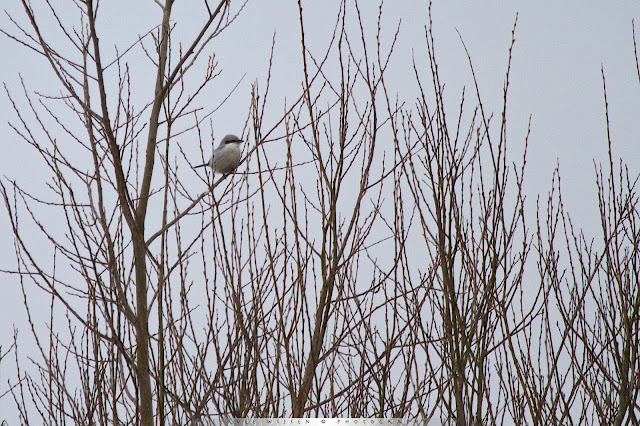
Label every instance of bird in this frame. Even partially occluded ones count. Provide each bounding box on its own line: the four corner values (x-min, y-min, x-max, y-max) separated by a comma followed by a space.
194, 134, 244, 174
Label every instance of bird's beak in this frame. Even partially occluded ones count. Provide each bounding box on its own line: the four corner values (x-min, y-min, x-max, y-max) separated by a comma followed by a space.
194, 163, 207, 169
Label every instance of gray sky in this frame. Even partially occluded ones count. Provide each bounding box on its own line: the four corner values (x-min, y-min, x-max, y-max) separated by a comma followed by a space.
0, 0, 639, 421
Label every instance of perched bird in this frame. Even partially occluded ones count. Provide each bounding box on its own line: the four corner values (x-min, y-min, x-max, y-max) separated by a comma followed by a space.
194, 134, 244, 174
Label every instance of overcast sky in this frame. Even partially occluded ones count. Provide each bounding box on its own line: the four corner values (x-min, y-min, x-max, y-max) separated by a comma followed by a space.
0, 0, 639, 421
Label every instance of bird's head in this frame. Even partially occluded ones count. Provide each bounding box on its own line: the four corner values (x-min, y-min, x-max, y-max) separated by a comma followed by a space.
221, 134, 243, 146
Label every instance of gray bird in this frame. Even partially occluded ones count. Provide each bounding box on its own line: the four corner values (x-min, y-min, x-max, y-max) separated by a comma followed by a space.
194, 134, 244, 174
